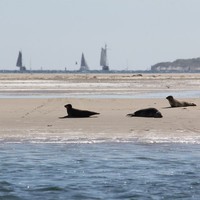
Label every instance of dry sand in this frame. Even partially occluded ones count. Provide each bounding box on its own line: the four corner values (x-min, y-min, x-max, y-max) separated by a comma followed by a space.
0, 97, 199, 142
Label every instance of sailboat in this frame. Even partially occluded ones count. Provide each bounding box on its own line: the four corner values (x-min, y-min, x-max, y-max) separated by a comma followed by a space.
79, 53, 89, 71
100, 44, 109, 71
16, 51, 26, 71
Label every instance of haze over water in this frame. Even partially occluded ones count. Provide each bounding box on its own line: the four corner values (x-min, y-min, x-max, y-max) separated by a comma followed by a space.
1, 1, 200, 71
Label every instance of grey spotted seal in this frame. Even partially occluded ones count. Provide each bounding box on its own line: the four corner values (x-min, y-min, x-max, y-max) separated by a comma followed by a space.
60, 104, 100, 118
127, 108, 163, 118
166, 96, 196, 107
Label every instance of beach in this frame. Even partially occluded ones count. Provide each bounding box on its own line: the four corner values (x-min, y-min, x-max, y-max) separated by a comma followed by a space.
1, 73, 200, 200
0, 73, 199, 143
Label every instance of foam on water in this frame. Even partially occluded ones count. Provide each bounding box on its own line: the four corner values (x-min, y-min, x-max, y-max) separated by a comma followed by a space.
1, 129, 200, 144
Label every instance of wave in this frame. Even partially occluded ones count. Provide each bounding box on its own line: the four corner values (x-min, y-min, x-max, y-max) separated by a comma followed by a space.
1, 130, 200, 144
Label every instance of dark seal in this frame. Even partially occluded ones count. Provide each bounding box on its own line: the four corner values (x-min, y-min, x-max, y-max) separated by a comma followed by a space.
127, 108, 163, 118
166, 96, 196, 107
60, 104, 100, 118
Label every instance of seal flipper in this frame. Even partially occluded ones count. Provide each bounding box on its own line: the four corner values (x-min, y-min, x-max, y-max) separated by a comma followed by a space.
126, 113, 135, 117
59, 116, 69, 119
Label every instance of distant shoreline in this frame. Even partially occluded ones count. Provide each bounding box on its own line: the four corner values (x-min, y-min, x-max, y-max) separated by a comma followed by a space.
0, 69, 149, 74
1, 69, 200, 74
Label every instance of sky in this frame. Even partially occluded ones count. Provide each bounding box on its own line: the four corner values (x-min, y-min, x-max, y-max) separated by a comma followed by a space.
1, 0, 200, 71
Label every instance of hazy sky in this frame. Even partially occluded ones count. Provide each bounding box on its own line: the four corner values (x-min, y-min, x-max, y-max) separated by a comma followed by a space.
1, 0, 200, 71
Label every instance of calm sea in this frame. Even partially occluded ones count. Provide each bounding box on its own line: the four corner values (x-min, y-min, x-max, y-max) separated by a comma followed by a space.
1, 141, 200, 200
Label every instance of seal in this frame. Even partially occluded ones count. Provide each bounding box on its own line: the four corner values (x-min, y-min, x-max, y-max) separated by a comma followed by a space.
60, 104, 100, 118
127, 108, 163, 118
166, 96, 196, 107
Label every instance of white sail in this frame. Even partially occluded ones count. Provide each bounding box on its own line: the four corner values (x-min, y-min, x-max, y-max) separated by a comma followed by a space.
100, 44, 109, 71
80, 53, 89, 71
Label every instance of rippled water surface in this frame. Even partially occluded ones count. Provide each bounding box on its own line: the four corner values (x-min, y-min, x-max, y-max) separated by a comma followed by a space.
1, 142, 200, 199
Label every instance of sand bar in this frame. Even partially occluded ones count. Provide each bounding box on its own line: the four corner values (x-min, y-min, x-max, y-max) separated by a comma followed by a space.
0, 73, 199, 143
0, 97, 199, 143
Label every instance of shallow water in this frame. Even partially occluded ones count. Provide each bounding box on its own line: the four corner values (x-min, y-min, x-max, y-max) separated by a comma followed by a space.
0, 90, 199, 99
1, 142, 200, 200
0, 79, 200, 99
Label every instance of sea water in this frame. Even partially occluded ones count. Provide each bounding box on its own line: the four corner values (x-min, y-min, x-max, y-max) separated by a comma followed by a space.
1, 142, 200, 200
